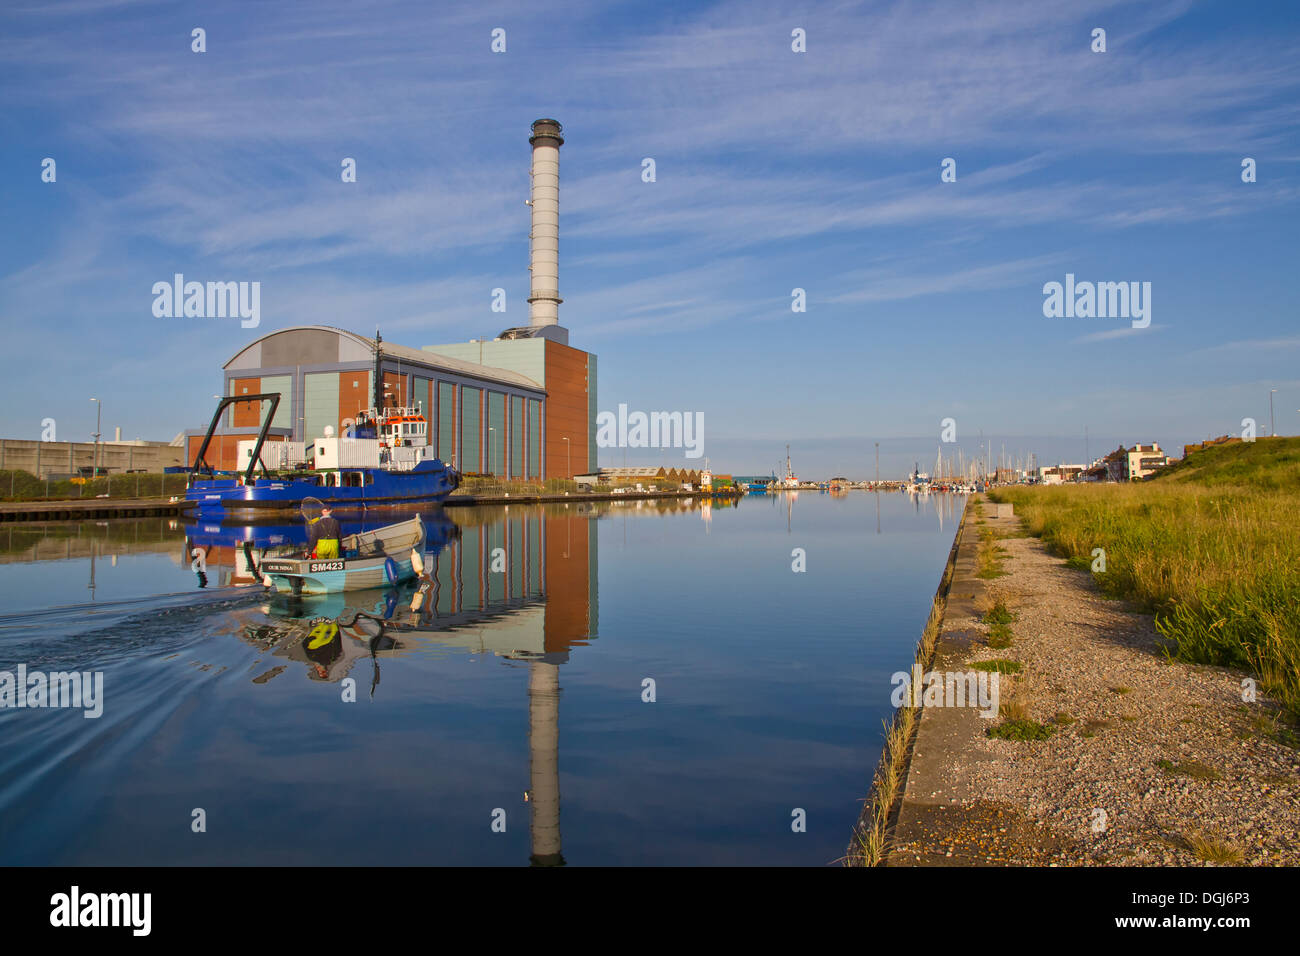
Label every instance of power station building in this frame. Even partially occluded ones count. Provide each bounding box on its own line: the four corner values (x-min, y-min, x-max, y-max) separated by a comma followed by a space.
190, 119, 596, 479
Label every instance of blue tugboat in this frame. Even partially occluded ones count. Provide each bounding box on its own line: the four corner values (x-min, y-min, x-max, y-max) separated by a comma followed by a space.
184, 393, 460, 518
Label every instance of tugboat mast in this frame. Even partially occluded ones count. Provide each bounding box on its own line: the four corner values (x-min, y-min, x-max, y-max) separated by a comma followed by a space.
372, 327, 384, 412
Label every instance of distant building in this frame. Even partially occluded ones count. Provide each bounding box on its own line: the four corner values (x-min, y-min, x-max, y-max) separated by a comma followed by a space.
194, 325, 564, 477
1123, 442, 1168, 480
1037, 464, 1085, 484
1081, 460, 1110, 482
1086, 443, 1168, 482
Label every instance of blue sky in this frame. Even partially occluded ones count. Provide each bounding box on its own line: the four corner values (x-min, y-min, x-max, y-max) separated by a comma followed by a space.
1, 0, 1298, 478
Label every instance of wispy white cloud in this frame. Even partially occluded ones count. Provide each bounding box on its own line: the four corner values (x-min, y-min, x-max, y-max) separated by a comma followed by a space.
1183, 335, 1300, 356
1070, 324, 1167, 344
826, 254, 1066, 305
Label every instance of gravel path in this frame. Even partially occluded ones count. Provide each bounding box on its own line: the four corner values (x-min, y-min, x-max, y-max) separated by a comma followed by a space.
890, 502, 1300, 866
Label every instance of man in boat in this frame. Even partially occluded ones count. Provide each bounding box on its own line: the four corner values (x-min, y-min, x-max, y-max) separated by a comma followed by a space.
307, 506, 342, 559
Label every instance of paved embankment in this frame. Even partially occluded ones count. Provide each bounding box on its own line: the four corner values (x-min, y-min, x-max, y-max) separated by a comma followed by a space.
0, 497, 183, 522
881, 495, 1300, 866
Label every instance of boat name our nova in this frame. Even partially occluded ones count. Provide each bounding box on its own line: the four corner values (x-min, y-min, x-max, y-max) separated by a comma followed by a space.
260, 516, 426, 595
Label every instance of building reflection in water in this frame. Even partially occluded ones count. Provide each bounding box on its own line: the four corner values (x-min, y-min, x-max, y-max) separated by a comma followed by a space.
188, 502, 611, 866
412, 505, 596, 868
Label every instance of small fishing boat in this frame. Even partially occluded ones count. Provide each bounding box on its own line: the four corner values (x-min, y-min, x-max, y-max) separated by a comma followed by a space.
259, 516, 426, 595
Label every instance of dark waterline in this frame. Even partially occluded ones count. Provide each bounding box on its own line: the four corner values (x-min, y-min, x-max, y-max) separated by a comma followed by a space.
0, 491, 962, 865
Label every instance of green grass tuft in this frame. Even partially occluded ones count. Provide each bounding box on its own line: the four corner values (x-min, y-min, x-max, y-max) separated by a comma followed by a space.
1184, 831, 1245, 864
987, 719, 1055, 741
1156, 759, 1220, 780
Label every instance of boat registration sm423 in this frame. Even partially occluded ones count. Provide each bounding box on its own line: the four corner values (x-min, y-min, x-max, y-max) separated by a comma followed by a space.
308, 560, 345, 572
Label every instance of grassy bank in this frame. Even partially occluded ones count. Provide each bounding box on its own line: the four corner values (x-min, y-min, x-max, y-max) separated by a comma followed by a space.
989, 437, 1300, 719
449, 476, 603, 498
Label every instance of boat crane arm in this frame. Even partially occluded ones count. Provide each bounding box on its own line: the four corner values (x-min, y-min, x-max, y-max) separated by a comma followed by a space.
188, 393, 282, 481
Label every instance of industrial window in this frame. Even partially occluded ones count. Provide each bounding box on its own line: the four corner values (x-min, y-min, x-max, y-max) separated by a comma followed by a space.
510, 395, 524, 479
460, 387, 481, 473
438, 382, 455, 464
487, 392, 505, 477
527, 399, 541, 479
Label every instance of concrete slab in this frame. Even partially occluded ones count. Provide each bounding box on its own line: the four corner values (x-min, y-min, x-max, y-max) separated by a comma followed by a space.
884, 495, 1074, 866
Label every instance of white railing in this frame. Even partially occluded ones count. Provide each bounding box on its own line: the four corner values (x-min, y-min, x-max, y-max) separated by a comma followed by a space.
261, 443, 307, 470
384, 445, 435, 471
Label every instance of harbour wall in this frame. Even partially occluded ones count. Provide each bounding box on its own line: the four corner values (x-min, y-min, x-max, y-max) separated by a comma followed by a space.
847, 494, 970, 865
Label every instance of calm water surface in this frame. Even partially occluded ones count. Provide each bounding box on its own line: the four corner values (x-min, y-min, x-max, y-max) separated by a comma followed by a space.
0, 491, 961, 865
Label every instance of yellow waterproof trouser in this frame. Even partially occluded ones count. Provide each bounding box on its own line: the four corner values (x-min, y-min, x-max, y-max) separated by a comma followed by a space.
315, 538, 340, 559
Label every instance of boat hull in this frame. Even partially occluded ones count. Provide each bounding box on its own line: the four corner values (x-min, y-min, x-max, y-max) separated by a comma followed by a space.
261, 554, 417, 595
185, 459, 459, 517
258, 516, 425, 595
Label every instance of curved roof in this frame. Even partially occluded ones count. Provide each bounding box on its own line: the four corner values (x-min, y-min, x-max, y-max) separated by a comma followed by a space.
224, 325, 543, 391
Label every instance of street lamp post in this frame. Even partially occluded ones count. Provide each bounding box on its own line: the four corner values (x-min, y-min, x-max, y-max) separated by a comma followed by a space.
562, 436, 570, 480
488, 426, 496, 478
90, 398, 101, 481
874, 442, 879, 485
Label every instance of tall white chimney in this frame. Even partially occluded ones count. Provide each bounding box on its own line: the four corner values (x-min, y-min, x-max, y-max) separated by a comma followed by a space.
527, 119, 563, 328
